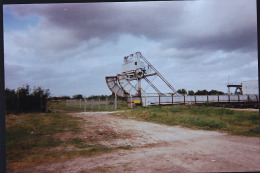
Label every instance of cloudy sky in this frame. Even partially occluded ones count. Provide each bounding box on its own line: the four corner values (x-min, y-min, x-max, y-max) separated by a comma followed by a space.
3, 0, 258, 97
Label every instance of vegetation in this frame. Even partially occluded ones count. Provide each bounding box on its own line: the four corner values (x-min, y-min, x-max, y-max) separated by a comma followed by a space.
87, 94, 127, 101
188, 90, 195, 95
5, 84, 50, 114
115, 105, 259, 137
177, 89, 187, 95
72, 94, 84, 100
177, 89, 225, 95
194, 89, 224, 95
6, 112, 130, 169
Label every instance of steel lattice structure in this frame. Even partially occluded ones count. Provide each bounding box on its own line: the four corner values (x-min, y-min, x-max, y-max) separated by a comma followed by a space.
105, 52, 179, 100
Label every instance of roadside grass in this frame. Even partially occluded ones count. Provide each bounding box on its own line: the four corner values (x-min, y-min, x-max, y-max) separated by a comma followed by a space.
48, 99, 128, 112
6, 112, 131, 169
115, 105, 259, 137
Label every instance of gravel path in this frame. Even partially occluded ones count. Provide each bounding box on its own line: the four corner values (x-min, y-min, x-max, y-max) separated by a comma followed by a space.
14, 112, 260, 173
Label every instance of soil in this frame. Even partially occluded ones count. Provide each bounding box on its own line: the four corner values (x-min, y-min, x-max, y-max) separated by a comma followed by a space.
11, 112, 260, 173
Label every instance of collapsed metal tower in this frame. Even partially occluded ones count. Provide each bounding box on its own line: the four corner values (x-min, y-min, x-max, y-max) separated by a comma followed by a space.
105, 52, 179, 101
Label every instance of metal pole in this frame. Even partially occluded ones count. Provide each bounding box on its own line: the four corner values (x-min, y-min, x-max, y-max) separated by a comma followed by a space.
195, 95, 196, 104
80, 99, 81, 108
144, 94, 146, 107
130, 95, 132, 108
172, 94, 173, 105
184, 95, 185, 105
114, 93, 117, 110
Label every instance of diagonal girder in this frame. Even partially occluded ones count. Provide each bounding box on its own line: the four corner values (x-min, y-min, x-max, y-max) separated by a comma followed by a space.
144, 77, 165, 96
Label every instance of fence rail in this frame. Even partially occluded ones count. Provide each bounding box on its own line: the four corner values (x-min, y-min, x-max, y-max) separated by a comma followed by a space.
127, 94, 259, 106
66, 98, 121, 111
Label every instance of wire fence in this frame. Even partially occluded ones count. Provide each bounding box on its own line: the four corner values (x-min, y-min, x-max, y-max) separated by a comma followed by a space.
65, 98, 124, 111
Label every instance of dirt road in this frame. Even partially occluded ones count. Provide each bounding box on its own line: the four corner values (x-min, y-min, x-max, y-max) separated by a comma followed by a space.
20, 112, 260, 172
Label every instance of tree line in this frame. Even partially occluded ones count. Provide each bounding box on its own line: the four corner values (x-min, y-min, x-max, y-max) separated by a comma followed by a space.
50, 94, 126, 101
5, 84, 50, 114
177, 89, 225, 95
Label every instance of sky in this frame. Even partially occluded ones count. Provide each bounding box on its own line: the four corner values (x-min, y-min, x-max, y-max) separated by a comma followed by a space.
3, 0, 258, 97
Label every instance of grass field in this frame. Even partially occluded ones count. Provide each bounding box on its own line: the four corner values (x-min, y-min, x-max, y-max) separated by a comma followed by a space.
6, 112, 130, 169
48, 100, 259, 137
114, 105, 259, 137
6, 100, 259, 169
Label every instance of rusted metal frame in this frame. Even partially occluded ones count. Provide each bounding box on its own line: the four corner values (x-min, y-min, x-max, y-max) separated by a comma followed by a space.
117, 74, 140, 96
143, 72, 157, 77
144, 77, 163, 96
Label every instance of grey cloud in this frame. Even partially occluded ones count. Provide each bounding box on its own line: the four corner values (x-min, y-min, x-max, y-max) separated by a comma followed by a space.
10, 2, 185, 47
10, 1, 257, 54
174, 26, 257, 52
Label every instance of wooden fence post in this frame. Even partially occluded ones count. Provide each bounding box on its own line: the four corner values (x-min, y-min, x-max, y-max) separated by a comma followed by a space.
172, 94, 173, 105
184, 95, 185, 105
84, 99, 86, 112
194, 95, 196, 104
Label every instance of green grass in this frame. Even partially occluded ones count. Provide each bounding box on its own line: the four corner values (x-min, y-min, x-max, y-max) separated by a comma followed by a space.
115, 105, 259, 137
6, 113, 82, 164
6, 112, 131, 169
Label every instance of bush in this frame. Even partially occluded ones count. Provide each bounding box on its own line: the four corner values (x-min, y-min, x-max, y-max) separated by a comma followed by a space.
5, 84, 50, 113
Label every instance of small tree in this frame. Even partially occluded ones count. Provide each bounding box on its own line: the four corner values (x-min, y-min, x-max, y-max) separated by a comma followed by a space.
208, 90, 224, 95
73, 94, 84, 100
188, 90, 195, 95
177, 89, 187, 95
195, 90, 208, 95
